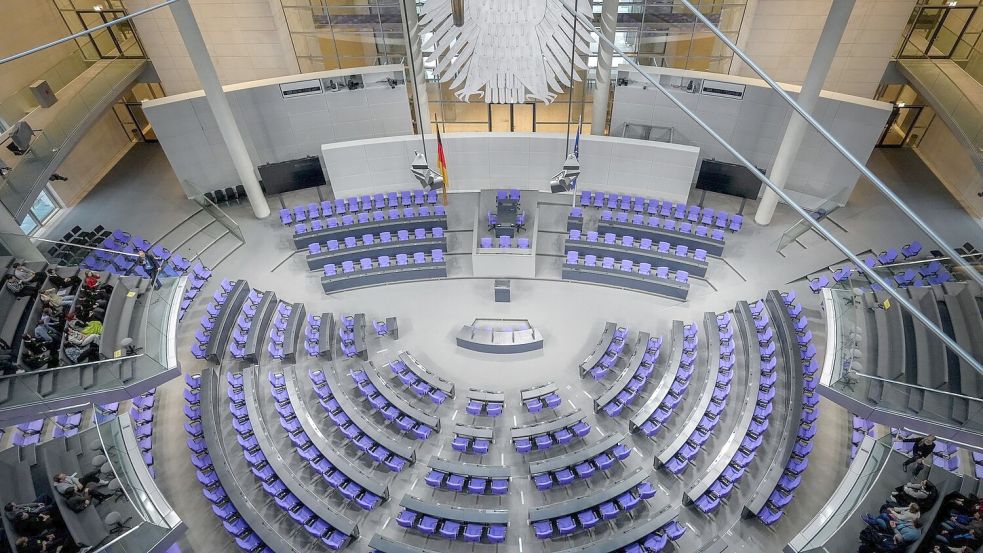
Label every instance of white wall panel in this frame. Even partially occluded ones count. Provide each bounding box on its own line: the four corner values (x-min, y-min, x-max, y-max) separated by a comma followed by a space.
143, 67, 412, 196
611, 67, 892, 206
322, 134, 700, 203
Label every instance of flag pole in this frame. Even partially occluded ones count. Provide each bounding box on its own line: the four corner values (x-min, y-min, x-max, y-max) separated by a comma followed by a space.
435, 116, 449, 207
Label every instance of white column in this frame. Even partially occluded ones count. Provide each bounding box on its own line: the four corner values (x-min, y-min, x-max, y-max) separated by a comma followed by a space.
591, 0, 618, 136
169, 0, 270, 219
754, 0, 855, 225
400, 0, 431, 135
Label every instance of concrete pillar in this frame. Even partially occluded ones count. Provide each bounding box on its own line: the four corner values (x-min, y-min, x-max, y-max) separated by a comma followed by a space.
0, 206, 43, 261
591, 0, 618, 136
170, 0, 270, 219
399, 0, 431, 135
754, 0, 855, 226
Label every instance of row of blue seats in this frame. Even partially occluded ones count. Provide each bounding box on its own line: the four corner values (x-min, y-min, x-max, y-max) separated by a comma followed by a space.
578, 190, 743, 232
586, 326, 629, 380
309, 369, 410, 472
480, 235, 530, 249
303, 314, 321, 358
230, 289, 266, 359
600, 336, 662, 417
351, 368, 434, 440
397, 509, 505, 543
525, 389, 562, 413
451, 433, 491, 455
225, 373, 351, 549
465, 397, 504, 416
532, 442, 631, 490
338, 314, 359, 358
388, 359, 450, 404
308, 227, 444, 256
323, 250, 444, 277
191, 279, 238, 359
267, 302, 293, 360
569, 229, 708, 262
270, 371, 383, 512
184, 376, 276, 553
280, 189, 440, 225
532, 480, 657, 539
293, 205, 446, 236
663, 315, 732, 474
425, 469, 508, 495
692, 304, 780, 514
514, 419, 591, 454
637, 324, 698, 438
565, 251, 690, 285
757, 293, 819, 525
624, 520, 687, 553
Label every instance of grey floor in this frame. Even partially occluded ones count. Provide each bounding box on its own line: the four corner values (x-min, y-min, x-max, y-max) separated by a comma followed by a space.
44, 144, 983, 553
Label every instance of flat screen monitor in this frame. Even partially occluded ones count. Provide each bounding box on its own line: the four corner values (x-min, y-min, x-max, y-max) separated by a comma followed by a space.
695, 159, 763, 200
258, 156, 326, 195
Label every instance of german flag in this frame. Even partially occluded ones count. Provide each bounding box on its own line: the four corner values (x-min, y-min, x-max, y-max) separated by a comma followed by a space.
436, 125, 449, 206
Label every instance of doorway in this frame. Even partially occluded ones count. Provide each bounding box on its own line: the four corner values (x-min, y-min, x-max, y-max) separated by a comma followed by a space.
113, 82, 163, 143
488, 104, 537, 132
898, 6, 977, 58
878, 105, 925, 147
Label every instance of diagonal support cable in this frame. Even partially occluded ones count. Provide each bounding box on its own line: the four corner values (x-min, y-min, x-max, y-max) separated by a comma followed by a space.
561, 4, 983, 376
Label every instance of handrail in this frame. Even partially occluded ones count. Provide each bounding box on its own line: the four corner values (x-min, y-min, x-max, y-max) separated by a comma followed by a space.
876, 252, 983, 271
561, 3, 983, 378
0, 353, 145, 380
0, 0, 178, 66
851, 372, 983, 403
675, 0, 983, 290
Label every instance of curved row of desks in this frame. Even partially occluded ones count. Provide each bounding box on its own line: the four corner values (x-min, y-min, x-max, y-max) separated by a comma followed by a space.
359, 362, 440, 430
511, 409, 586, 440
198, 367, 302, 552
280, 302, 305, 361
629, 321, 684, 432
657, 312, 720, 465
527, 433, 625, 475
320, 363, 417, 462
307, 237, 446, 270
578, 322, 617, 376
742, 290, 805, 516
206, 280, 249, 363
684, 301, 761, 504
284, 366, 390, 498
455, 325, 543, 354
594, 332, 650, 412
562, 262, 689, 300
564, 238, 709, 277
321, 261, 447, 293
242, 366, 359, 536
294, 215, 448, 249
428, 456, 510, 479
397, 351, 454, 396
595, 219, 725, 256
527, 467, 651, 522
242, 291, 277, 363
399, 495, 509, 524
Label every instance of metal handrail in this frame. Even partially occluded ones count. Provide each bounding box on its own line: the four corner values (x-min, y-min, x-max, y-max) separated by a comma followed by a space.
876, 251, 983, 271
561, 4, 983, 377
851, 372, 983, 403
675, 0, 983, 290
28, 235, 141, 258
0, 353, 146, 381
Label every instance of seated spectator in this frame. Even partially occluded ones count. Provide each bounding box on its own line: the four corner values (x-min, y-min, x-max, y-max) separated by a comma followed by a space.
52, 472, 110, 504
82, 271, 100, 290
934, 528, 981, 548
6, 275, 40, 297
4, 498, 53, 519
21, 334, 54, 355
39, 288, 74, 310
932, 546, 973, 553
45, 270, 80, 290
23, 350, 58, 371
12, 511, 57, 536
34, 321, 60, 344
67, 327, 100, 348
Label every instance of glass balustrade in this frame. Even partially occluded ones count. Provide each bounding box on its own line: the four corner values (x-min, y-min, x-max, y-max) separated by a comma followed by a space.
0, 41, 146, 218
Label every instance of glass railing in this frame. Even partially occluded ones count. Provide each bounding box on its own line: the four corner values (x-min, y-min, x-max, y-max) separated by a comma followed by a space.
788, 435, 892, 552
0, 41, 146, 218
0, 239, 183, 421
819, 285, 983, 438
0, 48, 96, 127
93, 414, 184, 553
195, 193, 244, 242
897, 58, 983, 157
